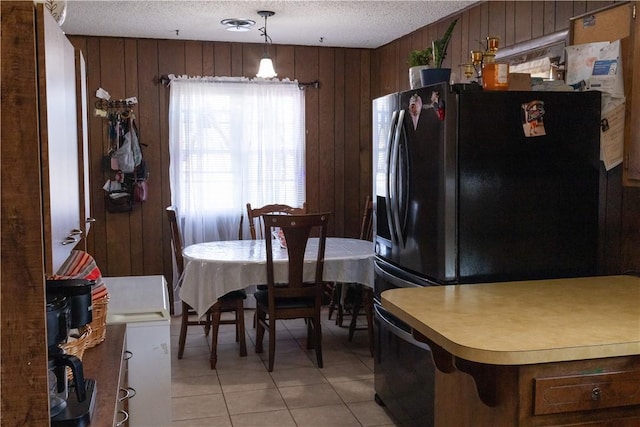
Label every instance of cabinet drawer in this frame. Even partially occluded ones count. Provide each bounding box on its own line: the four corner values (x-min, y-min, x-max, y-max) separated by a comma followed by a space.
534, 370, 640, 415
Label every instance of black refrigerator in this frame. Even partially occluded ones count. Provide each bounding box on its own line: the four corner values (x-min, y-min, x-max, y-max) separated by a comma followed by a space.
372, 82, 602, 425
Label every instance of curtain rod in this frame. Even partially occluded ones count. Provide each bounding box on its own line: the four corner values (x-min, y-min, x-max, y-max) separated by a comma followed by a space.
156, 74, 319, 90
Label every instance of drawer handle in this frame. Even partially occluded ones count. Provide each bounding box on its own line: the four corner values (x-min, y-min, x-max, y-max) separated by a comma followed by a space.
118, 386, 137, 402
591, 387, 601, 401
61, 236, 78, 245
115, 409, 129, 426
123, 350, 133, 360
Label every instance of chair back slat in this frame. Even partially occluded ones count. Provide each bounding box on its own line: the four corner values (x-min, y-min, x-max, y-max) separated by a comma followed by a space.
166, 206, 184, 274
246, 202, 307, 240
263, 213, 330, 304
359, 196, 373, 241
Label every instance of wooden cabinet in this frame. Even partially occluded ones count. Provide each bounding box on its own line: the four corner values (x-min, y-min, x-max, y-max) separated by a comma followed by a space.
36, 3, 87, 274
521, 357, 640, 426
429, 350, 640, 426
75, 50, 93, 245
533, 368, 640, 416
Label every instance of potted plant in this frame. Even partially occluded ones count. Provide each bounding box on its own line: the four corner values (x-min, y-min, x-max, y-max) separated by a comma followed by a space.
408, 48, 433, 68
408, 47, 433, 89
419, 18, 458, 87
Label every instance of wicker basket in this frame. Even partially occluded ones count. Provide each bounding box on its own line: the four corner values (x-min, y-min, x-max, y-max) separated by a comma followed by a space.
60, 325, 92, 380
85, 295, 110, 348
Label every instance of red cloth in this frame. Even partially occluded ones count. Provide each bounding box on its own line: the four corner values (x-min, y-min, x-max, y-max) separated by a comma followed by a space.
51, 250, 108, 300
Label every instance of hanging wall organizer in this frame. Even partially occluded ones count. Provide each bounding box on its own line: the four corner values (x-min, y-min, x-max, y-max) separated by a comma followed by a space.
95, 88, 149, 213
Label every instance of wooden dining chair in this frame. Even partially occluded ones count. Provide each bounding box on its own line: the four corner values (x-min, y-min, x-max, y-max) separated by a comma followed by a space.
327, 196, 374, 356
254, 212, 330, 372
328, 195, 373, 320
166, 206, 247, 369
245, 202, 307, 326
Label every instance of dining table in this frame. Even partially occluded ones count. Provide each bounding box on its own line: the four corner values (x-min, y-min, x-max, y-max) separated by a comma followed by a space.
179, 237, 374, 318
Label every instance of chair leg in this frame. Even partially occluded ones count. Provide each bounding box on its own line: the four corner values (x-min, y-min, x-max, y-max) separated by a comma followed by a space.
236, 300, 247, 357
204, 311, 212, 336
348, 285, 363, 342
327, 282, 342, 320
314, 314, 323, 368
177, 302, 190, 359
267, 316, 276, 372
306, 317, 314, 349
167, 281, 175, 316
235, 307, 240, 342
255, 307, 265, 354
336, 300, 344, 326
209, 303, 222, 369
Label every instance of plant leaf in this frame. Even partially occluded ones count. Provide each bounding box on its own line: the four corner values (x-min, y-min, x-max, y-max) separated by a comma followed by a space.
432, 19, 458, 68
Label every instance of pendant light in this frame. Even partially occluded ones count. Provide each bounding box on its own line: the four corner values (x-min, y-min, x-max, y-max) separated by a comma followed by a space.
256, 11, 277, 78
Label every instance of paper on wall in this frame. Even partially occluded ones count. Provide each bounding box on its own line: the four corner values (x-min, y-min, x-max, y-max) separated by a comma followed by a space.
96, 87, 111, 100
565, 42, 609, 85
600, 97, 625, 171
565, 40, 624, 98
589, 40, 624, 99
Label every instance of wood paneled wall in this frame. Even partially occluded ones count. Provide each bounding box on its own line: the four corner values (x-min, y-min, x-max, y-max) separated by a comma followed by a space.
69, 0, 638, 289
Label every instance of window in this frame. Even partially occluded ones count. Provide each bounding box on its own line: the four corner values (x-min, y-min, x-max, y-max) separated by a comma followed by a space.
168, 76, 305, 244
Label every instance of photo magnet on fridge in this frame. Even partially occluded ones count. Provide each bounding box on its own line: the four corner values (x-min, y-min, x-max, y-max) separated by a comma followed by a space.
521, 100, 546, 137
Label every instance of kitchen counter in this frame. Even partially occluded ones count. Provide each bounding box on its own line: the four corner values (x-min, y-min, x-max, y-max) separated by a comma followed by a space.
381, 275, 640, 426
381, 275, 640, 365
81, 324, 127, 427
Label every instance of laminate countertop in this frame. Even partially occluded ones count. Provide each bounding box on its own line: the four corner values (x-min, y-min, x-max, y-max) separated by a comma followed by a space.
381, 275, 640, 365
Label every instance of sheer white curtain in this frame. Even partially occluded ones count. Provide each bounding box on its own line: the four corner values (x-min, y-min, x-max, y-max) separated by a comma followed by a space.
168, 76, 306, 246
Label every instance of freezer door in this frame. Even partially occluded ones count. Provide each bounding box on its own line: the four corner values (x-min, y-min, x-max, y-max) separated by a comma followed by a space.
374, 303, 435, 426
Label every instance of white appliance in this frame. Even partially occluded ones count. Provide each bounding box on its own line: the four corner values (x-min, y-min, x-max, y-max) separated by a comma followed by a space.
104, 275, 171, 426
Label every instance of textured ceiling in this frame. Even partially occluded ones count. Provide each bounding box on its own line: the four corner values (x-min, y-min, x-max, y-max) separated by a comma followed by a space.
58, 1, 476, 49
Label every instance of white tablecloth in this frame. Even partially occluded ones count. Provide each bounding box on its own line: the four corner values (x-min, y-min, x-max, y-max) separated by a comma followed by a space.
180, 237, 374, 317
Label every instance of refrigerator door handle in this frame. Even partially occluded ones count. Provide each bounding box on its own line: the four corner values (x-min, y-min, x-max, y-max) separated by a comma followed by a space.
389, 109, 405, 247
386, 110, 398, 245
397, 124, 409, 245
374, 259, 425, 289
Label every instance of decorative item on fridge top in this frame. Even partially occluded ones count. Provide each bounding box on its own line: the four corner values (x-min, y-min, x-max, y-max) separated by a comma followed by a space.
462, 36, 509, 90
419, 19, 458, 87
95, 88, 149, 212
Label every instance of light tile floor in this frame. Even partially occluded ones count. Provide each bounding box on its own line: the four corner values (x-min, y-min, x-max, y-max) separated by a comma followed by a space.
170, 306, 399, 426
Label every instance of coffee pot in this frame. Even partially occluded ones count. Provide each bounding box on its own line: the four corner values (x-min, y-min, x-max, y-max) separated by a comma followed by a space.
48, 350, 86, 417
46, 279, 96, 425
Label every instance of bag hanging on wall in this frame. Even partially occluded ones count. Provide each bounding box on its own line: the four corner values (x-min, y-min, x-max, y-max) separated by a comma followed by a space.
105, 191, 133, 213
103, 180, 132, 213
109, 115, 142, 173
133, 180, 148, 203
112, 137, 135, 173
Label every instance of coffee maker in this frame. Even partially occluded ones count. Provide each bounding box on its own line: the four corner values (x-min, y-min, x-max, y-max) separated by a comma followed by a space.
46, 279, 96, 426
